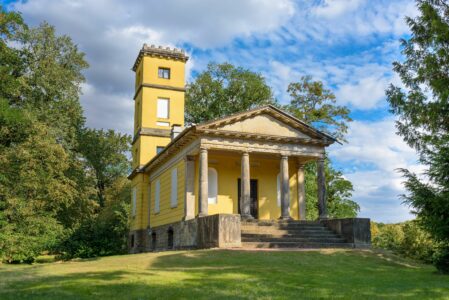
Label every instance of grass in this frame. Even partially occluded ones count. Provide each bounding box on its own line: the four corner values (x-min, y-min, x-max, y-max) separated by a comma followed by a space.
0, 249, 448, 299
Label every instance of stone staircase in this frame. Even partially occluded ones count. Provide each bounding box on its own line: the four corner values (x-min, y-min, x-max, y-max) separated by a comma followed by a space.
241, 220, 354, 249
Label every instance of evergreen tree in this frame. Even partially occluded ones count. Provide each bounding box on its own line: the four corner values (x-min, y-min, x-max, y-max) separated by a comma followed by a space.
386, 0, 449, 273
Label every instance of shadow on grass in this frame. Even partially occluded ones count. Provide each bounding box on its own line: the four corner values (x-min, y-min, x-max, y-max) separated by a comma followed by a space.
1, 250, 448, 300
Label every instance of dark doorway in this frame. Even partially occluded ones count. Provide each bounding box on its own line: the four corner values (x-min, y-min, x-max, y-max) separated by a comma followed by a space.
167, 228, 174, 249
238, 179, 258, 219
151, 232, 157, 251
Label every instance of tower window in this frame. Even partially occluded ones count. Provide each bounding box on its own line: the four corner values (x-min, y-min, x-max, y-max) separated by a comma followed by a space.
157, 98, 169, 119
158, 67, 170, 79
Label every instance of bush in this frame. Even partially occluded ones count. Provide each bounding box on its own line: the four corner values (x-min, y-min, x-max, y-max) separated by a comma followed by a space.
372, 220, 437, 264
434, 245, 449, 274
57, 178, 130, 259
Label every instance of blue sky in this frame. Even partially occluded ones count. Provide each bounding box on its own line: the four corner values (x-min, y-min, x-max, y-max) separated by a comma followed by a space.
4, 0, 421, 223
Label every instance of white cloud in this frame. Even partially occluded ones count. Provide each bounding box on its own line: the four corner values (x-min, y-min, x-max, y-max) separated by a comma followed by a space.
313, 0, 364, 18
11, 0, 294, 133
284, 0, 418, 43
330, 118, 423, 222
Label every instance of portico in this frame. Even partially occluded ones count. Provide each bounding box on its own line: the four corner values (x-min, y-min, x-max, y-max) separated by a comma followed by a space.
190, 147, 327, 221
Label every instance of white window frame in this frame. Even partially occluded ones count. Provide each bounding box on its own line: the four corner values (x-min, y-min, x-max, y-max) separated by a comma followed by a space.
276, 173, 281, 207
132, 187, 137, 217
170, 168, 178, 208
157, 98, 169, 119
208, 168, 218, 204
154, 180, 160, 213
156, 121, 170, 127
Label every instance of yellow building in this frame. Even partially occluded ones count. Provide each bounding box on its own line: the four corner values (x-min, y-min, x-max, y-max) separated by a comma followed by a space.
128, 44, 371, 252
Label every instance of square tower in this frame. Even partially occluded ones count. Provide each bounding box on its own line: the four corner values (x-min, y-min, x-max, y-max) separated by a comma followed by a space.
129, 45, 188, 245
132, 44, 189, 169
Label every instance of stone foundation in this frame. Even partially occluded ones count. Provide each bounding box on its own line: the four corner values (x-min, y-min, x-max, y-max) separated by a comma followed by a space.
321, 218, 371, 248
129, 214, 241, 253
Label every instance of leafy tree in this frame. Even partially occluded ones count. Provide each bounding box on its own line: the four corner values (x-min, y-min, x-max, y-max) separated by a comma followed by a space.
0, 102, 69, 263
16, 22, 89, 149
386, 0, 449, 273
0, 7, 26, 101
78, 129, 131, 207
185, 62, 275, 124
304, 159, 358, 220
285, 76, 352, 141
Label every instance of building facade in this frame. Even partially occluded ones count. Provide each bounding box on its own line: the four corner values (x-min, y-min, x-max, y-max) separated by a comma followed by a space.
128, 45, 371, 252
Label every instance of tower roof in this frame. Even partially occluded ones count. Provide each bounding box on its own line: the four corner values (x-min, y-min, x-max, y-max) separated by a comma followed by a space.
132, 44, 189, 71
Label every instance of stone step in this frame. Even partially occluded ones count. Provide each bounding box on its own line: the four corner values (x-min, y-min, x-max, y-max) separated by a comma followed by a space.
241, 225, 330, 231
241, 233, 342, 239
242, 241, 354, 249
241, 229, 334, 236
241, 220, 321, 226
242, 237, 347, 243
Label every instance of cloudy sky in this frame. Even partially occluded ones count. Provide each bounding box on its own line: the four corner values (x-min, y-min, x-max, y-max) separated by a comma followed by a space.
5, 0, 421, 223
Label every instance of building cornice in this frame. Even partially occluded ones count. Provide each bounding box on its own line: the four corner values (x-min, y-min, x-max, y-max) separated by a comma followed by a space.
133, 83, 186, 100
132, 44, 189, 72
132, 127, 172, 144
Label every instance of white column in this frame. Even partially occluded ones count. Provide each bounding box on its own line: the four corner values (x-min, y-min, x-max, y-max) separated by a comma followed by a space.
280, 155, 291, 220
184, 156, 195, 220
297, 162, 306, 220
198, 148, 208, 217
240, 152, 253, 219
317, 157, 328, 220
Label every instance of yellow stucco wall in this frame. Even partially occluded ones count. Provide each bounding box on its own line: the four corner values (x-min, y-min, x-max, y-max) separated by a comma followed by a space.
149, 159, 185, 227
130, 173, 150, 231
141, 56, 186, 88
193, 153, 300, 220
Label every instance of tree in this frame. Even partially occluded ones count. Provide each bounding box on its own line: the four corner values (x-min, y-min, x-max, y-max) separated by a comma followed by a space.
304, 159, 358, 220
16, 22, 89, 150
185, 62, 275, 124
285, 76, 352, 141
0, 102, 69, 263
78, 129, 131, 208
0, 7, 26, 102
386, 0, 449, 273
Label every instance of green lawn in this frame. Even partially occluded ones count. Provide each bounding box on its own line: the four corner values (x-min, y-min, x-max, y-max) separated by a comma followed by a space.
0, 249, 448, 299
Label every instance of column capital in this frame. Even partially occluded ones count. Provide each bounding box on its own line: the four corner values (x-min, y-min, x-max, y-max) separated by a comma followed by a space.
241, 151, 249, 156
199, 147, 208, 153
297, 162, 306, 169
185, 155, 195, 162
281, 155, 289, 160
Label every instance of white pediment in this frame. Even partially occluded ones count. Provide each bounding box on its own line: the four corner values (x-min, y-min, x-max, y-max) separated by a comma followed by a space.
216, 114, 310, 139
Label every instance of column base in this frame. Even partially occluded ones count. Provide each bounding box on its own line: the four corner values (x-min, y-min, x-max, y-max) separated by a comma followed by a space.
279, 216, 293, 221
240, 214, 254, 220
197, 213, 208, 218
318, 214, 329, 220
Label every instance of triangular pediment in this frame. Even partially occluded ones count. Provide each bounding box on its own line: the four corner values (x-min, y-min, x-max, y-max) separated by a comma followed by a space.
216, 113, 310, 138
196, 105, 337, 144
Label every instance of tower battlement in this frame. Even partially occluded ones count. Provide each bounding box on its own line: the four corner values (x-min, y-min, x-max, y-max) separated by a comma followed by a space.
132, 44, 189, 71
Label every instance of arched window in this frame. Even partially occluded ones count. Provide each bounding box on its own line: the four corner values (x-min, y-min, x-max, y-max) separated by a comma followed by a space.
208, 168, 218, 204
276, 173, 281, 207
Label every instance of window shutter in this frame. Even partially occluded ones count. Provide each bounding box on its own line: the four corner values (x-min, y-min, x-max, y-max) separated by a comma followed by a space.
155, 180, 160, 213
132, 187, 137, 216
276, 173, 281, 207
170, 168, 178, 208
208, 168, 218, 204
